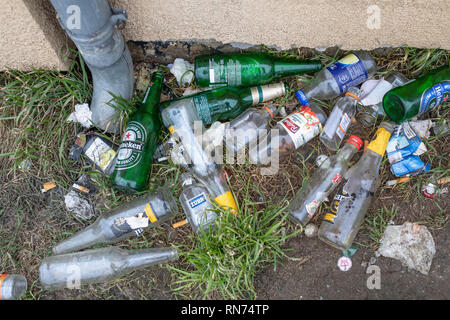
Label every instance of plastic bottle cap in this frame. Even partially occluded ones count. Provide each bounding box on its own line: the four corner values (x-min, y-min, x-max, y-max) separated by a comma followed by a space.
346, 135, 363, 150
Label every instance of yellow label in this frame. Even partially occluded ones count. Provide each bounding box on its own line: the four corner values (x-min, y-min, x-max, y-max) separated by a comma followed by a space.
367, 127, 391, 157
99, 149, 116, 171
214, 191, 238, 215
144, 203, 158, 223
169, 126, 175, 134
338, 53, 359, 65
324, 213, 337, 223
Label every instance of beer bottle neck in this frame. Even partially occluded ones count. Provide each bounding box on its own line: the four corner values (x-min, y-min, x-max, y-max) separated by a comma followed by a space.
274, 60, 322, 78
139, 72, 164, 114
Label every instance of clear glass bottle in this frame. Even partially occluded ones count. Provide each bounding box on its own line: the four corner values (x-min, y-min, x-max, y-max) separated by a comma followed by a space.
52, 186, 178, 255
164, 105, 238, 213
295, 51, 376, 105
179, 173, 217, 233
39, 246, 178, 290
318, 122, 395, 250
319, 87, 361, 151
248, 102, 327, 165
289, 135, 363, 226
0, 274, 27, 300
224, 104, 278, 154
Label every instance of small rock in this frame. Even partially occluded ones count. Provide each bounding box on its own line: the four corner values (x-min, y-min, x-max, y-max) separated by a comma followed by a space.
376, 222, 435, 275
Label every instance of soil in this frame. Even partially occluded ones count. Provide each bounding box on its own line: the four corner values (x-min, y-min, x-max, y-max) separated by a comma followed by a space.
254, 221, 449, 300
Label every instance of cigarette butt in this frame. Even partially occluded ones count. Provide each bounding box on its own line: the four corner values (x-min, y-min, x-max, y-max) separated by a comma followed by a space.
436, 177, 450, 185
386, 177, 410, 187
352, 117, 357, 124
42, 181, 56, 192
363, 140, 369, 152
172, 219, 188, 229
73, 183, 90, 194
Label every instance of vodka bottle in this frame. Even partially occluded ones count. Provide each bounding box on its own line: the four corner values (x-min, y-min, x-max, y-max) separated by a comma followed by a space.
319, 87, 361, 151
289, 135, 363, 226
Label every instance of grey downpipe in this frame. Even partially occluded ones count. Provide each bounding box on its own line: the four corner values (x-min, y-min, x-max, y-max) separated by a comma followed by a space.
49, 0, 134, 133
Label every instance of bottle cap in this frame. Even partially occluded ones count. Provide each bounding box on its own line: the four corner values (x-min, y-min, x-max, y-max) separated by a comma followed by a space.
345, 87, 361, 101
346, 135, 363, 150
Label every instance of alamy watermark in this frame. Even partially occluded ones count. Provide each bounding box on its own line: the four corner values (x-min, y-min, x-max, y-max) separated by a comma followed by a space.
66, 5, 81, 30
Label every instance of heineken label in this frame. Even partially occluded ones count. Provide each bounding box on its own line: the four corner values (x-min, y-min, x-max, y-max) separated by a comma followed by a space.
279, 106, 322, 149
326, 53, 368, 94
419, 81, 450, 115
115, 121, 147, 170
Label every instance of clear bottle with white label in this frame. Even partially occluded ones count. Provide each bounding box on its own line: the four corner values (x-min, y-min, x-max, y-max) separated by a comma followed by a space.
0, 274, 27, 300
295, 51, 376, 106
289, 136, 363, 226
248, 102, 327, 165
179, 173, 217, 233
319, 87, 361, 151
52, 187, 178, 255
39, 246, 178, 290
224, 104, 278, 154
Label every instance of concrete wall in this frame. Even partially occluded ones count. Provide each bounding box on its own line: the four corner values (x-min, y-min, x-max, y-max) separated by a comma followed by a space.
1, 0, 449, 70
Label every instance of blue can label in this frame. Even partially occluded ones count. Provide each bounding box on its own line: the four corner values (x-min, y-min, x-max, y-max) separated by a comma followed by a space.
189, 193, 207, 209
326, 53, 368, 94
419, 81, 450, 115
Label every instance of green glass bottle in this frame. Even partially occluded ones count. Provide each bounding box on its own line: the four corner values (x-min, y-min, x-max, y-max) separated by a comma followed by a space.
160, 82, 287, 127
383, 66, 450, 123
111, 72, 164, 193
195, 52, 322, 88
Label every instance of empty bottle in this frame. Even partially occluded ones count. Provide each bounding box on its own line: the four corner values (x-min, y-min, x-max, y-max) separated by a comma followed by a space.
160, 82, 287, 127
194, 52, 322, 87
39, 246, 178, 290
224, 104, 278, 154
111, 72, 163, 193
0, 274, 27, 300
357, 72, 410, 127
295, 51, 376, 106
318, 122, 394, 250
248, 102, 327, 165
383, 65, 450, 123
53, 187, 178, 255
178, 173, 217, 233
319, 87, 361, 151
164, 102, 238, 213
289, 135, 363, 226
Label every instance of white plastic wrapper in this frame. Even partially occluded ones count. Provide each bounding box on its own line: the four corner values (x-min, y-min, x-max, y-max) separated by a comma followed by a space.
170, 58, 194, 86
359, 78, 393, 107
67, 103, 93, 128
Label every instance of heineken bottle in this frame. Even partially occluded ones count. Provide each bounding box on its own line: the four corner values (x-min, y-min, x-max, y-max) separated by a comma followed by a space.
111, 72, 164, 193
52, 187, 178, 255
194, 52, 322, 88
383, 66, 450, 123
160, 82, 287, 128
40, 246, 178, 290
